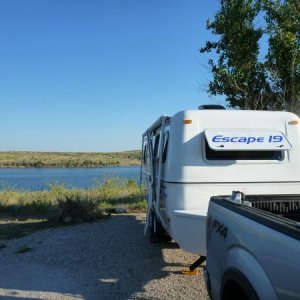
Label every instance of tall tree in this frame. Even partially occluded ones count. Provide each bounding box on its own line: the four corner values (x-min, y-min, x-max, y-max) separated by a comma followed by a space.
201, 0, 272, 109
201, 0, 300, 112
264, 0, 300, 113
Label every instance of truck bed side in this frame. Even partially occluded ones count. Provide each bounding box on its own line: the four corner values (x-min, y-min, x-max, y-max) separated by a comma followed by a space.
206, 197, 300, 300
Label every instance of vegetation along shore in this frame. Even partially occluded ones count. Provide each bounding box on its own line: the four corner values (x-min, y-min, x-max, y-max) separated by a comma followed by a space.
0, 150, 141, 168
0, 178, 146, 240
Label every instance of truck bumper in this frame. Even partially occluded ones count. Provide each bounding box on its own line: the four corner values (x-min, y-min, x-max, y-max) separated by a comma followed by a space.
203, 268, 212, 299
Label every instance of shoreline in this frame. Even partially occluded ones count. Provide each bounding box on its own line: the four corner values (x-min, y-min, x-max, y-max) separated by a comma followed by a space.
0, 164, 140, 169
0, 150, 141, 168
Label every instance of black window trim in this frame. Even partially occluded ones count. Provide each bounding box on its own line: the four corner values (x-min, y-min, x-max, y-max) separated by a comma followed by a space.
203, 137, 285, 162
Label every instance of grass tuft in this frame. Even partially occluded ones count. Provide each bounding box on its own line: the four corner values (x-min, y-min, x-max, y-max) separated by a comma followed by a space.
15, 245, 33, 254
54, 194, 107, 224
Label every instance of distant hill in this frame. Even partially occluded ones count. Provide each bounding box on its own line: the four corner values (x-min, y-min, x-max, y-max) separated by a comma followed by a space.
0, 150, 141, 168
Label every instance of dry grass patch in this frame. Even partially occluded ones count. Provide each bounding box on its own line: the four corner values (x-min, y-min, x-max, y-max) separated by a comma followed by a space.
0, 151, 141, 167
0, 178, 146, 240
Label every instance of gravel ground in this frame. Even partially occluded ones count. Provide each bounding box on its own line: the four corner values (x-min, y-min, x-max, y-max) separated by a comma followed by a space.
0, 213, 209, 300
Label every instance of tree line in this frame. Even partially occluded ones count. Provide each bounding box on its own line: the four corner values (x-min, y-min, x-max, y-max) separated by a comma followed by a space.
201, 0, 300, 113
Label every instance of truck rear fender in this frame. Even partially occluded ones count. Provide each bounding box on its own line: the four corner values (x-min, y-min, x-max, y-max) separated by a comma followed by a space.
223, 245, 277, 300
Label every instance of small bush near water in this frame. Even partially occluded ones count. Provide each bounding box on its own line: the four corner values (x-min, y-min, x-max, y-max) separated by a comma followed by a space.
54, 195, 108, 224
0, 177, 146, 239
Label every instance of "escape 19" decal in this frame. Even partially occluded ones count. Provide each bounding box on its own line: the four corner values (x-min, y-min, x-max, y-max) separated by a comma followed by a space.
212, 135, 283, 144
205, 129, 292, 150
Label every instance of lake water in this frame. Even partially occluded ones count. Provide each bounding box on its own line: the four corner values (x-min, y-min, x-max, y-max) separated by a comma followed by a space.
0, 166, 140, 191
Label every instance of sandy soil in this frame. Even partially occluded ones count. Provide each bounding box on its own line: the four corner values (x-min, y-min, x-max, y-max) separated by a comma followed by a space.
0, 213, 209, 300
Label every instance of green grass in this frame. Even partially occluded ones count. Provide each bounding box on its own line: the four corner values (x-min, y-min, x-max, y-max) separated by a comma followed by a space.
0, 178, 147, 240
0, 150, 141, 168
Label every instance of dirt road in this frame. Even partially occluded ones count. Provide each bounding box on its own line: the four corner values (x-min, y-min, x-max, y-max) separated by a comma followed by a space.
0, 214, 208, 299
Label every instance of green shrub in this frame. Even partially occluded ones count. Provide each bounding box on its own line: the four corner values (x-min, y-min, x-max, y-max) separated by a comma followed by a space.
126, 178, 138, 189
54, 194, 105, 224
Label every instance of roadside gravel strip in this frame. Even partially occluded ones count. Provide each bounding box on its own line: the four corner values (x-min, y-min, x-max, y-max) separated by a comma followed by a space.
0, 214, 209, 300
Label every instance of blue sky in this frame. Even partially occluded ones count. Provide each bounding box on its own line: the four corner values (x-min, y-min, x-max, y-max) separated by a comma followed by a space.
0, 0, 221, 152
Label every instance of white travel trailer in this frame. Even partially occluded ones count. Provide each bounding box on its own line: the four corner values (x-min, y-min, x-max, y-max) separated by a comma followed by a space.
140, 106, 300, 256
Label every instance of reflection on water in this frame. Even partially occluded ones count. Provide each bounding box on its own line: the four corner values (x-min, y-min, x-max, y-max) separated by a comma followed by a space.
0, 166, 140, 191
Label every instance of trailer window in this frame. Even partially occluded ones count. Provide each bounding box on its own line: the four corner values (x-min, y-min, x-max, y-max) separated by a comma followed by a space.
205, 141, 283, 161
154, 134, 160, 157
162, 132, 169, 163
142, 145, 148, 165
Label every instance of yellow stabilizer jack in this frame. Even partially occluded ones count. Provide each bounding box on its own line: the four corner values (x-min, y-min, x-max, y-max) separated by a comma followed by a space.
182, 268, 200, 275
182, 256, 206, 275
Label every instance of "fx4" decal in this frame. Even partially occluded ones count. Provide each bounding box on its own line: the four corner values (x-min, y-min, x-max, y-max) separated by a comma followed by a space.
208, 217, 228, 240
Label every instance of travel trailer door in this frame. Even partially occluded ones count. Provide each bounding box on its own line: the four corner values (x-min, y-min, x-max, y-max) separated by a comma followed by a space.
143, 131, 155, 235
143, 117, 168, 236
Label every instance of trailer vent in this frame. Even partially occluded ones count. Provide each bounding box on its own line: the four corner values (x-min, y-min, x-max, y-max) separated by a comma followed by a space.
198, 104, 225, 110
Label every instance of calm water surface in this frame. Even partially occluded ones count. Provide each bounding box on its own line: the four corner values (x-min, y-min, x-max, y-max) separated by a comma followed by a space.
0, 166, 140, 191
